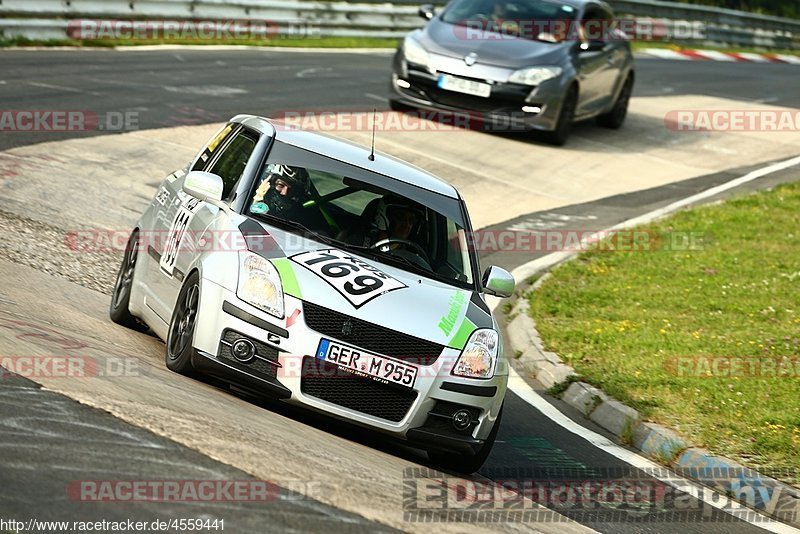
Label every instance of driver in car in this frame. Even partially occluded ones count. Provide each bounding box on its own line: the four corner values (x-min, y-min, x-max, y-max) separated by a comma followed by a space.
371, 195, 423, 245
250, 164, 311, 220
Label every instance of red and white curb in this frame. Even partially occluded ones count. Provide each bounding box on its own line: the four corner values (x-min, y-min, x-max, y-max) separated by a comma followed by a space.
642, 48, 800, 65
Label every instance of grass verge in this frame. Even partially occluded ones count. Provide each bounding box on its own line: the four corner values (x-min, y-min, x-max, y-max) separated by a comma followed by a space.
528, 181, 800, 485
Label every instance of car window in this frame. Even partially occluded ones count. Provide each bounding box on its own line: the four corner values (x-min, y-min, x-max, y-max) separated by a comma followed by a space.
207, 129, 259, 200
441, 0, 578, 41
244, 143, 476, 289
191, 123, 236, 172
581, 6, 614, 40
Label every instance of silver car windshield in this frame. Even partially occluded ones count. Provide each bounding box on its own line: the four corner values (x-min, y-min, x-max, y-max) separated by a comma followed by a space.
245, 146, 476, 289
441, 0, 578, 41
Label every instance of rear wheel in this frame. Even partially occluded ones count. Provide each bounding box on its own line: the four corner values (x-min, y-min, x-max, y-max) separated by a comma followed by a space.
543, 86, 578, 146
428, 405, 503, 474
109, 230, 146, 330
165, 272, 201, 375
596, 74, 633, 129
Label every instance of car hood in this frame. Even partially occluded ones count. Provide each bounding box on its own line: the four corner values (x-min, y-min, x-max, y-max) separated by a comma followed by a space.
419, 19, 567, 68
246, 223, 494, 350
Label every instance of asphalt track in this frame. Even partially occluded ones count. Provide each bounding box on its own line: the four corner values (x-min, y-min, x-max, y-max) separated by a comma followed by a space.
1, 48, 799, 151
1, 48, 799, 533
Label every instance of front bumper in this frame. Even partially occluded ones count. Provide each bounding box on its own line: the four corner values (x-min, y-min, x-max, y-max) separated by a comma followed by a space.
389, 51, 566, 132
191, 278, 507, 453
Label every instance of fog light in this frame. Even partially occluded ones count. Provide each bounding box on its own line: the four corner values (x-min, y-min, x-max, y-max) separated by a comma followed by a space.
396, 79, 411, 89
522, 106, 542, 113
231, 339, 256, 363
452, 409, 472, 431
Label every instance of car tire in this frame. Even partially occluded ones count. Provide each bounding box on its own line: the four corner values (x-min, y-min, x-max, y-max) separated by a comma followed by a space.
428, 405, 503, 474
596, 74, 633, 130
109, 230, 146, 330
543, 85, 578, 146
165, 271, 201, 376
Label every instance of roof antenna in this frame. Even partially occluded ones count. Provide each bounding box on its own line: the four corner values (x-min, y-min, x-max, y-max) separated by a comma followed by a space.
368, 108, 377, 162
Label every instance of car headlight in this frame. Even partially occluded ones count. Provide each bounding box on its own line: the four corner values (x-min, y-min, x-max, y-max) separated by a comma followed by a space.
452, 329, 499, 379
507, 66, 563, 86
403, 35, 431, 70
237, 252, 284, 319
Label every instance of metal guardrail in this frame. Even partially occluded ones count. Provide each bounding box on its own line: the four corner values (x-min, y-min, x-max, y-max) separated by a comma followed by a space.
0, 0, 797, 49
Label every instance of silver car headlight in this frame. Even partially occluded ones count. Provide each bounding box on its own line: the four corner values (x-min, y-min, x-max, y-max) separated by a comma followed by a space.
237, 251, 284, 319
507, 66, 563, 86
403, 35, 431, 70
452, 329, 499, 379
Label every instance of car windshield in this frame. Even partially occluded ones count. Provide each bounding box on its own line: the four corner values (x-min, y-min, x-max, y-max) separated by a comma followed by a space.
441, 0, 578, 41
245, 140, 477, 289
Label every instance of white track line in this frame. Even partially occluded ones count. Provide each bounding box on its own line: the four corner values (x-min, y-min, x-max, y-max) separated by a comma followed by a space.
774, 55, 800, 65
692, 49, 738, 62
640, 49, 692, 60
508, 369, 800, 533
735, 52, 772, 63
497, 155, 800, 530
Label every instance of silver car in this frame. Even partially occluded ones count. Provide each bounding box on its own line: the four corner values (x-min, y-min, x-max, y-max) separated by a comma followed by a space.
390, 0, 635, 144
110, 115, 515, 472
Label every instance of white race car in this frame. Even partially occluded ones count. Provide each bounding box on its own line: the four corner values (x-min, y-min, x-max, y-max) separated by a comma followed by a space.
110, 115, 515, 472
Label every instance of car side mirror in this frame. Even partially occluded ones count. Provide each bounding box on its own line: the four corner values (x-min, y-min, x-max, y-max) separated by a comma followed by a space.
482, 266, 515, 298
579, 40, 606, 53
418, 4, 435, 20
183, 171, 224, 204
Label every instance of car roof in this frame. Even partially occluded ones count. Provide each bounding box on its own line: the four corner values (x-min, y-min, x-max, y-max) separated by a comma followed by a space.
231, 114, 459, 199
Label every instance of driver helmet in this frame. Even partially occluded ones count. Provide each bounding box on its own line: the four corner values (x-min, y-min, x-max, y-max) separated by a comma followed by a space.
252, 164, 311, 217
264, 164, 310, 203
371, 195, 424, 237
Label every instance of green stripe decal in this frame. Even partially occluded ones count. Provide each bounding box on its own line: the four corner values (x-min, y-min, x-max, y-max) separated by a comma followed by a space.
448, 317, 476, 350
272, 258, 302, 299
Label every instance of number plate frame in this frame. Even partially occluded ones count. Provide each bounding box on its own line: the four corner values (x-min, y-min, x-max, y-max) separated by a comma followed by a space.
315, 338, 418, 389
437, 74, 492, 98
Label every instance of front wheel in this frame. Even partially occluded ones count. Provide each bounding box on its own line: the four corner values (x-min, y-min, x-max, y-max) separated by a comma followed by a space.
165, 272, 201, 375
596, 75, 633, 129
542, 86, 578, 146
428, 405, 503, 474
109, 230, 146, 330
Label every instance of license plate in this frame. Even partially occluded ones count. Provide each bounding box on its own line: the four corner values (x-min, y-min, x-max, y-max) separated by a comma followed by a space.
437, 74, 491, 98
315, 339, 418, 388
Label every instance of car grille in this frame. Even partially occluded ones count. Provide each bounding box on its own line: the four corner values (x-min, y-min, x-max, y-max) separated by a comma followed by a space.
217, 329, 280, 380
300, 357, 418, 423
302, 301, 444, 365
